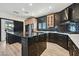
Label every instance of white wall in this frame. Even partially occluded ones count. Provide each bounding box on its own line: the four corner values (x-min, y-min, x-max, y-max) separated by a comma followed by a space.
1, 19, 6, 41
0, 12, 24, 22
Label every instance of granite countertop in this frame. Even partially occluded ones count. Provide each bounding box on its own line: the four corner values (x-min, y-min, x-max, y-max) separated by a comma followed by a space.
36, 31, 69, 35
68, 34, 79, 49
6, 32, 23, 37
27, 32, 45, 37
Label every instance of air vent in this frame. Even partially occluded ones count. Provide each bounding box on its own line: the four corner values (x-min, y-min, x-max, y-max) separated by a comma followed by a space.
13, 11, 19, 14
24, 11, 29, 14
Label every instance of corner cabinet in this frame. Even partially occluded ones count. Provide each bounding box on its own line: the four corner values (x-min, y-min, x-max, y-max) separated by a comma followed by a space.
68, 38, 79, 56
55, 34, 68, 50
47, 14, 55, 28
48, 33, 68, 50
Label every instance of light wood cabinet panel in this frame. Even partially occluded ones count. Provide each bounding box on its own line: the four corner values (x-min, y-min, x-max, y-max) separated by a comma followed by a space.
47, 14, 54, 28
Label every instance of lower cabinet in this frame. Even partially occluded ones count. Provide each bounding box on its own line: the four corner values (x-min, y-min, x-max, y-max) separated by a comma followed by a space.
68, 38, 73, 56
22, 33, 47, 56
48, 33, 56, 43
6, 33, 21, 44
38, 34, 47, 55
68, 38, 79, 56
48, 33, 68, 50
28, 36, 39, 56
73, 44, 79, 56
55, 34, 68, 50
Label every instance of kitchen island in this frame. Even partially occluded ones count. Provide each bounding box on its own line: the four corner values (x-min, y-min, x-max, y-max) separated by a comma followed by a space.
22, 32, 47, 56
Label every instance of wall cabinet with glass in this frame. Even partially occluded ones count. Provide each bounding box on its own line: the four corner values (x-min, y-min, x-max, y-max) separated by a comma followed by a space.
47, 14, 55, 28
37, 16, 47, 30
5, 20, 14, 33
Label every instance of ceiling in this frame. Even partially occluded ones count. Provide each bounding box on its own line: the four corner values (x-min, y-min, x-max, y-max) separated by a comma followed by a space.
0, 3, 72, 21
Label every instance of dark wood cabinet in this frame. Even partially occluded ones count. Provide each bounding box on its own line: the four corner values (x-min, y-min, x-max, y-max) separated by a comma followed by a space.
55, 34, 68, 50
48, 33, 56, 43
68, 38, 79, 56
28, 36, 39, 56
37, 16, 47, 30
54, 13, 61, 26
38, 34, 47, 55
48, 33, 68, 50
71, 3, 79, 20
68, 38, 73, 56
14, 21, 23, 33
22, 33, 47, 56
73, 44, 79, 56
6, 33, 21, 44
0, 18, 1, 41
22, 36, 39, 56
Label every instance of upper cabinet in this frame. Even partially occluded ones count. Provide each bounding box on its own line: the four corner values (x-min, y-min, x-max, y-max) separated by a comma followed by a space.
66, 3, 79, 21
14, 21, 23, 33
37, 16, 47, 30
47, 14, 55, 28
71, 4, 79, 20
54, 13, 61, 26
59, 8, 69, 23
37, 14, 55, 30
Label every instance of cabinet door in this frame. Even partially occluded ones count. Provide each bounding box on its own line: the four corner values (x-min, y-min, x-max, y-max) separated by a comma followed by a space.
38, 34, 47, 55
48, 33, 55, 43
68, 38, 79, 56
47, 14, 54, 28
55, 34, 68, 50
28, 36, 39, 56
6, 33, 20, 44
14, 21, 23, 33
54, 13, 61, 26
68, 38, 73, 56
73, 44, 79, 56
72, 4, 79, 20
37, 16, 47, 30
43, 34, 47, 50
38, 34, 44, 55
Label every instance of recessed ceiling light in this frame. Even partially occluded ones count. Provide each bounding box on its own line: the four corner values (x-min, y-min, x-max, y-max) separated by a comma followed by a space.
49, 6, 52, 10
22, 8, 25, 11
13, 11, 19, 14
29, 3, 33, 6
39, 11, 42, 13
